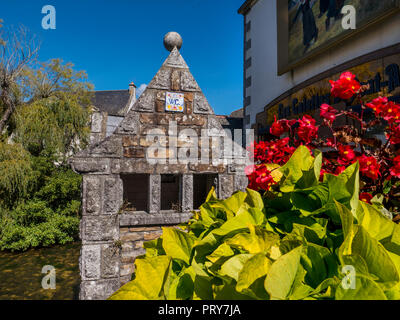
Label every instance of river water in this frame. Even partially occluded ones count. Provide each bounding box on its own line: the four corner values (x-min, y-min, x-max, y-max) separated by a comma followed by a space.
0, 242, 80, 300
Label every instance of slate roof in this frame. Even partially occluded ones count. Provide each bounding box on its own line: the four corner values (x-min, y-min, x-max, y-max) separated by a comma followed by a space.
92, 90, 131, 116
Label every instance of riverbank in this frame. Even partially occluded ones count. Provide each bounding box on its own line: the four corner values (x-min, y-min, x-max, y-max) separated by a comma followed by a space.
0, 242, 80, 300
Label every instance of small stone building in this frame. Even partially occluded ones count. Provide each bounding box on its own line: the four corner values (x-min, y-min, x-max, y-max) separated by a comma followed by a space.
70, 32, 250, 300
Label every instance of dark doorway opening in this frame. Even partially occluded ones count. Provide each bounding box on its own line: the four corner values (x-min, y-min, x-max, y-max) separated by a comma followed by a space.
121, 174, 149, 212
161, 174, 180, 211
193, 174, 217, 209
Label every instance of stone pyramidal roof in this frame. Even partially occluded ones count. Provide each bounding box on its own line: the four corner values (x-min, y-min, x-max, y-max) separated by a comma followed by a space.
70, 44, 241, 175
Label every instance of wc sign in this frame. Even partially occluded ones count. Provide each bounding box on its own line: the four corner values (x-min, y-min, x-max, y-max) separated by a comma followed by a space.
166, 92, 184, 112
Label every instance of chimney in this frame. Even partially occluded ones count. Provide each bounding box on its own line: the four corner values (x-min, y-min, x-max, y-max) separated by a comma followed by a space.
127, 82, 137, 112
129, 82, 136, 98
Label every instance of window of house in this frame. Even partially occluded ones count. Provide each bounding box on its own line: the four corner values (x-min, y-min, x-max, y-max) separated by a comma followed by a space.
193, 174, 217, 209
121, 174, 149, 212
161, 174, 181, 211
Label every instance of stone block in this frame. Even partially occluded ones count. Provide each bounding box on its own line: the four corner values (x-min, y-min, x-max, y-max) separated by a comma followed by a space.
81, 216, 119, 242
171, 70, 181, 91
101, 244, 120, 279
149, 175, 161, 214
111, 159, 154, 174
218, 174, 234, 199
89, 136, 123, 157
72, 158, 110, 174
235, 174, 249, 192
81, 244, 101, 280
80, 279, 120, 300
83, 176, 101, 215
194, 92, 212, 114
119, 212, 193, 227
144, 231, 163, 241
148, 68, 172, 90
122, 136, 138, 147
140, 113, 156, 124
181, 70, 200, 91
135, 90, 155, 112
91, 112, 104, 133
181, 174, 193, 212
176, 114, 206, 126
120, 232, 143, 242
123, 147, 145, 158
103, 177, 123, 214
116, 113, 139, 134
120, 264, 135, 277
184, 93, 193, 114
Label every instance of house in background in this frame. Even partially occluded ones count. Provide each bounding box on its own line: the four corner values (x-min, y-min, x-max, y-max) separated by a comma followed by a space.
89, 82, 137, 144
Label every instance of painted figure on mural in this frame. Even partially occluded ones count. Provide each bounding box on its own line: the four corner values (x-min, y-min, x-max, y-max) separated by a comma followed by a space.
293, 0, 319, 53
319, 0, 330, 18
326, 0, 345, 31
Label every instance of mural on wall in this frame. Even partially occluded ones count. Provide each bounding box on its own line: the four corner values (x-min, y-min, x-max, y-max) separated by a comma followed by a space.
287, 0, 399, 67
256, 53, 400, 131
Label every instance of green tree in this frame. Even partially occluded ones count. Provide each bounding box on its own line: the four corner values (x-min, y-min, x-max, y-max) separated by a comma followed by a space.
0, 24, 93, 251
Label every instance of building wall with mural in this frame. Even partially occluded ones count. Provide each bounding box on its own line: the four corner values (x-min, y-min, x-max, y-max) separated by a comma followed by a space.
238, 0, 400, 134
254, 50, 400, 140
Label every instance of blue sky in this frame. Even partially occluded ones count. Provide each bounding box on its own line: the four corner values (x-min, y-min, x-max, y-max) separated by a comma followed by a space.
0, 0, 245, 115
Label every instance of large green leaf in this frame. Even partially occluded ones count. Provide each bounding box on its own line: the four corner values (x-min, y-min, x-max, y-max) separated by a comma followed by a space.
226, 225, 280, 254
236, 253, 272, 292
108, 256, 171, 300
335, 274, 387, 300
219, 254, 253, 281
279, 146, 316, 192
264, 245, 303, 300
162, 227, 196, 265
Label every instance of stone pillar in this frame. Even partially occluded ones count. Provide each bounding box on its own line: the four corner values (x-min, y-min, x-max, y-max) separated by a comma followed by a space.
149, 174, 161, 214
79, 174, 123, 300
181, 174, 193, 212
218, 174, 234, 200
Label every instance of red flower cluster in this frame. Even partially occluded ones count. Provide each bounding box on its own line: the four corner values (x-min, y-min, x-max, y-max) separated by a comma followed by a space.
387, 124, 400, 145
358, 155, 380, 180
366, 96, 400, 124
320, 104, 337, 124
360, 193, 373, 204
390, 156, 400, 178
270, 117, 296, 137
337, 144, 356, 165
245, 165, 276, 191
329, 71, 361, 100
249, 138, 295, 165
297, 115, 319, 144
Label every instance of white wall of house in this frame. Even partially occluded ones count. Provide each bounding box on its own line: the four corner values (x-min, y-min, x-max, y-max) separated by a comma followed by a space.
244, 0, 400, 128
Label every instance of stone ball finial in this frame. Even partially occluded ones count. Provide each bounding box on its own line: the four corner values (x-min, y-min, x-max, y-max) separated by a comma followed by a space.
163, 32, 183, 52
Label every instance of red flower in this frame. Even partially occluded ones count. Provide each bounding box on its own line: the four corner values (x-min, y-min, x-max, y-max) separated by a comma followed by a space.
390, 156, 400, 178
329, 71, 361, 100
296, 115, 318, 144
358, 155, 380, 180
335, 166, 346, 175
366, 96, 388, 115
360, 193, 373, 204
381, 101, 400, 124
245, 165, 276, 191
270, 116, 287, 137
387, 124, 400, 145
320, 104, 337, 124
338, 144, 356, 165
249, 138, 295, 165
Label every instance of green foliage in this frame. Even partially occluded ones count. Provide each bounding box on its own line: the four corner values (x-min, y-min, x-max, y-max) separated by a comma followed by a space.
0, 142, 34, 207
109, 146, 400, 300
14, 59, 93, 158
0, 159, 82, 251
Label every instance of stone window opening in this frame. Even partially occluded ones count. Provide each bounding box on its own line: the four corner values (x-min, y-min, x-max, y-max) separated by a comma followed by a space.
161, 174, 181, 212
193, 174, 217, 209
121, 174, 149, 212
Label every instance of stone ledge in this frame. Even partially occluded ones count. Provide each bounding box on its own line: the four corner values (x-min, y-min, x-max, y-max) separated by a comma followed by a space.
119, 211, 193, 227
